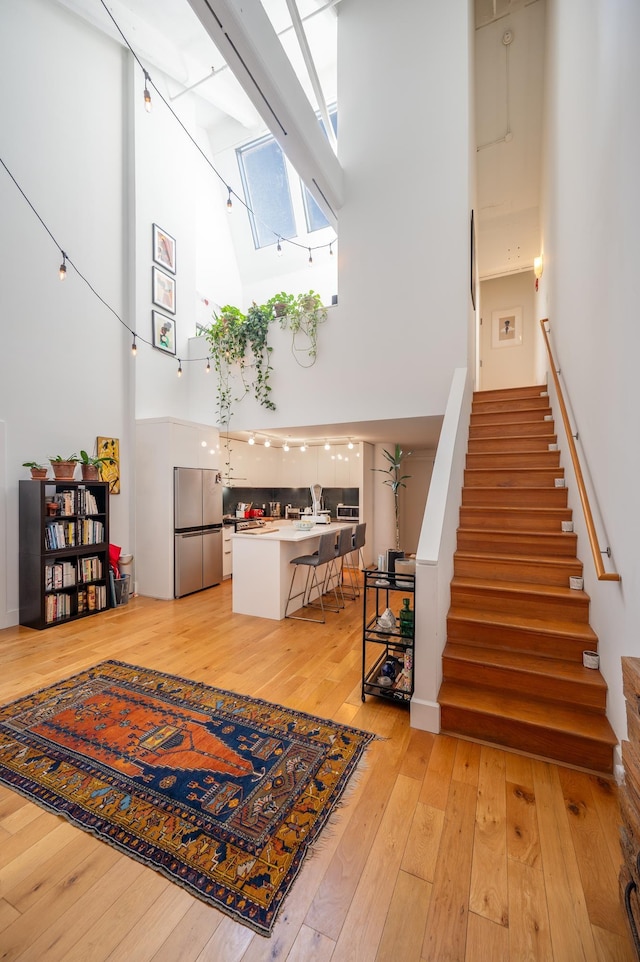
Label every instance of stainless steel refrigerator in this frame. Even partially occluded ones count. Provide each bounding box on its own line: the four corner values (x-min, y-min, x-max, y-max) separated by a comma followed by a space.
174, 467, 223, 598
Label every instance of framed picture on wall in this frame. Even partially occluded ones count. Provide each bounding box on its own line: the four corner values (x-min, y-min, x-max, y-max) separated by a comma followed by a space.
96, 437, 120, 494
152, 311, 176, 355
152, 267, 176, 315
491, 307, 523, 349
152, 224, 176, 274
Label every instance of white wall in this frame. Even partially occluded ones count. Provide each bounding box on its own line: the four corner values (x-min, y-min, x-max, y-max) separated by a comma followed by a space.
0, 0, 132, 626
539, 0, 640, 750
479, 271, 537, 390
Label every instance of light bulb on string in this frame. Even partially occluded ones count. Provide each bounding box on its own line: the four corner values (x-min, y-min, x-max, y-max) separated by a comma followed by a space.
205, 357, 211, 373
143, 71, 152, 112
324, 441, 330, 450
131, 334, 137, 356
248, 434, 255, 445
348, 440, 354, 449
283, 442, 289, 452
301, 443, 306, 453
177, 359, 183, 377
308, 247, 313, 265
329, 242, 333, 256
264, 439, 271, 448
276, 237, 282, 256
226, 187, 233, 211
58, 251, 67, 280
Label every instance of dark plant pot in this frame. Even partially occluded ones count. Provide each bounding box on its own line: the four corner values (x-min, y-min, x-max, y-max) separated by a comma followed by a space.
80, 464, 100, 481
50, 461, 77, 480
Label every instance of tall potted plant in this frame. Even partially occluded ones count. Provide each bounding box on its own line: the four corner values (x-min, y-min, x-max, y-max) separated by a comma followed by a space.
373, 444, 411, 552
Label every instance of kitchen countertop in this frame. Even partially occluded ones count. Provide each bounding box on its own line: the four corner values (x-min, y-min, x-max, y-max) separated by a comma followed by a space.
232, 520, 348, 541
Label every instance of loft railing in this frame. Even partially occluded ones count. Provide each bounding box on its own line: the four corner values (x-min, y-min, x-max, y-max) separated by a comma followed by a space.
540, 319, 620, 582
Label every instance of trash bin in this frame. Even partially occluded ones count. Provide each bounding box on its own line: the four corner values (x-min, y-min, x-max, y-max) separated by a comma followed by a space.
114, 574, 131, 606
119, 553, 133, 581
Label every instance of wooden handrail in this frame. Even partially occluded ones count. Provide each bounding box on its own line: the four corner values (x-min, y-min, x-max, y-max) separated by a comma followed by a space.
540, 319, 620, 582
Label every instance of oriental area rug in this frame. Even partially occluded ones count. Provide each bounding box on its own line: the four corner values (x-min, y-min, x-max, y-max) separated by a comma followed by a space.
0, 660, 375, 937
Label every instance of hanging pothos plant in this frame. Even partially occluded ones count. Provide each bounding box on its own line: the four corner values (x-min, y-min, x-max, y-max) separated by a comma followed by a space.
203, 303, 274, 426
267, 290, 327, 367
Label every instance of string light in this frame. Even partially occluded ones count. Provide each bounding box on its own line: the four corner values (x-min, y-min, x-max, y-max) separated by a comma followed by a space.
264, 439, 271, 447
324, 441, 330, 450
226, 187, 233, 211
300, 443, 306, 452
283, 442, 289, 452
308, 247, 313, 264
143, 71, 152, 112
58, 251, 67, 280
276, 237, 282, 256
329, 242, 333, 256
348, 440, 354, 449
131, 334, 137, 355
177, 359, 183, 377
248, 434, 255, 445
205, 357, 211, 373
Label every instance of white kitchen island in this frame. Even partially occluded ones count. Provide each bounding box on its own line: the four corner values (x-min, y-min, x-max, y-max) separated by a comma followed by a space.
232, 522, 354, 620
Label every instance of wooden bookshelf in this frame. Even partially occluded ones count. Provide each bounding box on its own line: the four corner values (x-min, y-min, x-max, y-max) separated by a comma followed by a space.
19, 479, 111, 629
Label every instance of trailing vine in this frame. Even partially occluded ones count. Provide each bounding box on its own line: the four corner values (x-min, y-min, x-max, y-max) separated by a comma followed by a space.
267, 290, 327, 367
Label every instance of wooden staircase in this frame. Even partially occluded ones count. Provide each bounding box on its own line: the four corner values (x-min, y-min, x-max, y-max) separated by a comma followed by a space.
438, 384, 617, 774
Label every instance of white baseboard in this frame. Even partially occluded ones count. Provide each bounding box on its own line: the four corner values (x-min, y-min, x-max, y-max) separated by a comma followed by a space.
410, 697, 441, 733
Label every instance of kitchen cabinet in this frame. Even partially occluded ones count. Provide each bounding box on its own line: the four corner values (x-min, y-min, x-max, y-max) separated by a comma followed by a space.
223, 525, 233, 578
361, 569, 415, 704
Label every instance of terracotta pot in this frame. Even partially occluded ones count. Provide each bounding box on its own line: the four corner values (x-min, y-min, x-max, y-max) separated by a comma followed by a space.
50, 460, 77, 480
30, 468, 48, 479
80, 464, 100, 481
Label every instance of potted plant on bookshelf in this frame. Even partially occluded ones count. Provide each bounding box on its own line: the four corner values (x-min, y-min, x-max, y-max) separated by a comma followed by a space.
78, 449, 115, 481
22, 461, 48, 479
49, 454, 79, 480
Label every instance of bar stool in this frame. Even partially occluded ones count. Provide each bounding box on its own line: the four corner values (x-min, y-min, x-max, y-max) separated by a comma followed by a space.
344, 522, 366, 599
284, 530, 339, 623
325, 526, 353, 609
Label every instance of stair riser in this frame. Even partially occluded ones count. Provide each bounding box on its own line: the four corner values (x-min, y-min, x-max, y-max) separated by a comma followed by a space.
439, 704, 613, 773
466, 452, 561, 470
468, 436, 557, 453
442, 656, 607, 712
469, 422, 555, 439
459, 507, 573, 531
450, 585, 590, 623
462, 487, 569, 508
470, 409, 551, 426
464, 469, 564, 487
472, 396, 551, 415
453, 555, 583, 587
446, 615, 591, 661
473, 386, 547, 402
457, 530, 578, 557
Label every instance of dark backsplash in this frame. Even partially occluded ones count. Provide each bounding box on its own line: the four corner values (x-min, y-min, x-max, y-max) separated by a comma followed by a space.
223, 487, 359, 517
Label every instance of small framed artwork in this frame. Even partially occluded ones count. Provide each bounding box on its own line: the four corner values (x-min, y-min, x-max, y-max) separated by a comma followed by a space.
152, 266, 176, 315
491, 307, 523, 349
96, 437, 120, 494
152, 224, 176, 274
152, 310, 176, 355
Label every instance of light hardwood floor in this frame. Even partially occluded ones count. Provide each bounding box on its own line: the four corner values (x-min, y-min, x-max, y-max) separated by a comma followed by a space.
0, 581, 634, 961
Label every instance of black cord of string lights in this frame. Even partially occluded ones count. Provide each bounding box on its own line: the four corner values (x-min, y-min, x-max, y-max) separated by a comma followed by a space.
98, 0, 337, 256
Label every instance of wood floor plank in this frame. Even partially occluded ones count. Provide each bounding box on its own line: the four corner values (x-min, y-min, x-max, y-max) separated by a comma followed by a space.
532, 760, 600, 962
463, 911, 509, 962
469, 746, 508, 927
507, 858, 553, 962
330, 774, 422, 961
421, 780, 477, 962
0, 584, 632, 961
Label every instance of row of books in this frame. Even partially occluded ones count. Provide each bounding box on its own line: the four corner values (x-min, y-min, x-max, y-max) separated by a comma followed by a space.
48, 488, 100, 517
77, 584, 107, 614
45, 584, 108, 622
44, 519, 105, 550
44, 556, 103, 590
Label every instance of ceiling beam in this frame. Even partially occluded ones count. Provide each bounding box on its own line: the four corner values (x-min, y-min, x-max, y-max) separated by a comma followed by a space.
186, 0, 343, 225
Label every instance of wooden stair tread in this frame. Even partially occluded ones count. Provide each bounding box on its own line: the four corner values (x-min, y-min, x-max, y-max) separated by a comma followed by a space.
451, 575, 587, 601
438, 681, 616, 744
447, 605, 598, 640
443, 643, 606, 689
473, 385, 547, 400
455, 549, 579, 568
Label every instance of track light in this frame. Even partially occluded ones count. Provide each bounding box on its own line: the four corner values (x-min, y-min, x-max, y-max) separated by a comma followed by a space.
143, 71, 152, 112
131, 334, 137, 356
58, 251, 67, 280
226, 187, 233, 211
